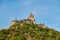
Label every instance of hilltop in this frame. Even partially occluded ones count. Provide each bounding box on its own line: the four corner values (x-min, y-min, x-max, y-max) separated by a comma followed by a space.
0, 13, 60, 40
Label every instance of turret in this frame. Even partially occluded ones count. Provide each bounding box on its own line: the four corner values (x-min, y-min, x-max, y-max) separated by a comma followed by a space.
11, 18, 18, 25
28, 13, 35, 24
28, 13, 35, 21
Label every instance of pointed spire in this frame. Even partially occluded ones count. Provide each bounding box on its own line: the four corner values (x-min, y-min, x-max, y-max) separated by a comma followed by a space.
31, 12, 33, 16
31, 12, 33, 15
15, 17, 17, 20
28, 12, 35, 21
29, 12, 34, 17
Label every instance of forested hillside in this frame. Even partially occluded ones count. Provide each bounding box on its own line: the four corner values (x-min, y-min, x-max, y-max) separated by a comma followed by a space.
0, 22, 60, 40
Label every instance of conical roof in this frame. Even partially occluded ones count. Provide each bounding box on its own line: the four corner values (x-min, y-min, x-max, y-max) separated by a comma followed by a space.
29, 13, 34, 18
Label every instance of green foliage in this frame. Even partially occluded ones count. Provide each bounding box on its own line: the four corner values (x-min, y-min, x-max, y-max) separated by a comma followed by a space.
11, 34, 26, 40
0, 23, 60, 40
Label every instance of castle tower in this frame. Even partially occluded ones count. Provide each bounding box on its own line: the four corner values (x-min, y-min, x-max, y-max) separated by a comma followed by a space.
28, 13, 35, 24
28, 13, 34, 21
11, 18, 18, 25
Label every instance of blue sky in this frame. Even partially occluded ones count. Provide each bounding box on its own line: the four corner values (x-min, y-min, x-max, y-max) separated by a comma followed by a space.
0, 0, 60, 31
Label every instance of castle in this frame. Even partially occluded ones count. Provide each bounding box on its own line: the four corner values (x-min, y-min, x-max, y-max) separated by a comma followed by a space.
10, 13, 48, 29
11, 13, 36, 25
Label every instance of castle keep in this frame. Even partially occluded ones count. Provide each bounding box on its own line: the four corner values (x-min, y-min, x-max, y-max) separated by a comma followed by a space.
11, 13, 35, 25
